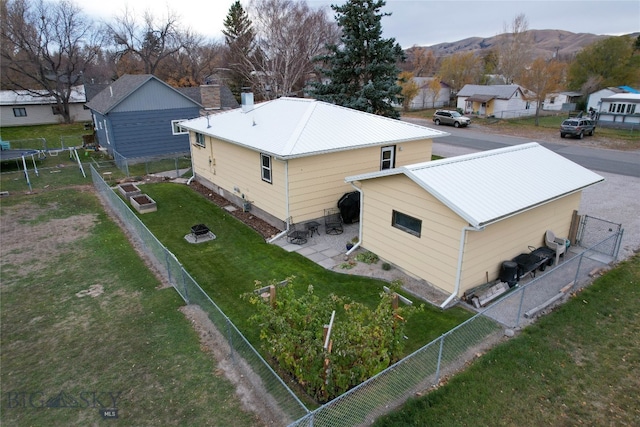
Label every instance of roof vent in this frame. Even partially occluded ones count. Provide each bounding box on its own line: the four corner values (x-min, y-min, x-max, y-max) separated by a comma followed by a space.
241, 92, 254, 113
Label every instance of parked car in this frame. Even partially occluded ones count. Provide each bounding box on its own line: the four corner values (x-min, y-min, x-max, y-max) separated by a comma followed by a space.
432, 110, 471, 128
560, 118, 596, 139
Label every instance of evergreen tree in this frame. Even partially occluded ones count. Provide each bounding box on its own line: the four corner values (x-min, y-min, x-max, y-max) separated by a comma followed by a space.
311, 0, 405, 119
222, 1, 257, 101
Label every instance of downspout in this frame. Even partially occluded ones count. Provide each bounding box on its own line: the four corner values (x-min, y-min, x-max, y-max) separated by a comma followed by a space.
440, 225, 483, 309
345, 182, 363, 255
267, 160, 290, 243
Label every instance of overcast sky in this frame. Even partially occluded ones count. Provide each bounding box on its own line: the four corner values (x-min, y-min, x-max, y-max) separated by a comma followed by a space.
77, 0, 640, 48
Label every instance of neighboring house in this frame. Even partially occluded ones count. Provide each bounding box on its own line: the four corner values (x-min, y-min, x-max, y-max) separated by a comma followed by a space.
85, 74, 202, 159
178, 96, 449, 229
177, 84, 239, 111
586, 86, 639, 113
456, 84, 536, 118
0, 86, 91, 127
542, 91, 582, 111
345, 143, 603, 307
596, 93, 640, 126
408, 77, 451, 110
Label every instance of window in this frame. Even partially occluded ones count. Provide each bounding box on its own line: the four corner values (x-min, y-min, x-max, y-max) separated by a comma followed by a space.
380, 146, 396, 170
617, 104, 624, 113
171, 120, 188, 135
627, 104, 636, 114
550, 97, 556, 104
194, 132, 205, 147
609, 103, 616, 113
13, 107, 27, 117
51, 105, 63, 115
260, 153, 272, 183
392, 210, 421, 237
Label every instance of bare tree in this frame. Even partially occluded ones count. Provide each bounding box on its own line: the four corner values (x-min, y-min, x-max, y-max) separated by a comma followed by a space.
248, 0, 339, 99
108, 6, 183, 76
164, 30, 224, 87
1, 0, 105, 123
498, 13, 532, 84
520, 57, 566, 125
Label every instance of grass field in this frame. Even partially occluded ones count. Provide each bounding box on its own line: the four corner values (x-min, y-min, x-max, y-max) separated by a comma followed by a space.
0, 189, 260, 426
373, 255, 640, 426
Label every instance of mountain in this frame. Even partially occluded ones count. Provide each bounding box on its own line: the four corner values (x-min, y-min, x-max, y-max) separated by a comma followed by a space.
417, 29, 639, 59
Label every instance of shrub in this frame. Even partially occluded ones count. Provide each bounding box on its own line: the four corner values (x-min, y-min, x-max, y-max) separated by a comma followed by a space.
355, 251, 379, 264
382, 262, 391, 271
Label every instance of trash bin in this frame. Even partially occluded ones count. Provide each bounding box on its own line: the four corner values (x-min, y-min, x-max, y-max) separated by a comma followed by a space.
499, 261, 519, 287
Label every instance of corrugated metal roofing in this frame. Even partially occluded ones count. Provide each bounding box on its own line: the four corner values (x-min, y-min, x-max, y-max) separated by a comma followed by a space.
601, 93, 640, 102
178, 97, 449, 159
346, 143, 604, 228
0, 86, 86, 105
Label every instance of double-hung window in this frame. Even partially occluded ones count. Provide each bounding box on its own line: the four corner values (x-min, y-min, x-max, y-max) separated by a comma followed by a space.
194, 132, 205, 147
260, 153, 272, 183
392, 210, 421, 237
381, 146, 396, 170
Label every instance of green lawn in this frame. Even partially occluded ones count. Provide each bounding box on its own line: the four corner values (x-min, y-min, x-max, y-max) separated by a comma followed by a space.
134, 183, 475, 354
0, 189, 259, 426
373, 255, 640, 426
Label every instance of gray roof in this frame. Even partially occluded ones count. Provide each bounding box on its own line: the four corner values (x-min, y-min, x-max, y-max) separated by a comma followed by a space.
457, 84, 523, 99
179, 97, 449, 159
346, 143, 604, 228
85, 74, 202, 114
177, 85, 239, 110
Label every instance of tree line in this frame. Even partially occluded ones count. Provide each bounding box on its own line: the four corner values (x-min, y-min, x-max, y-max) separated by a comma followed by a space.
2, 0, 638, 124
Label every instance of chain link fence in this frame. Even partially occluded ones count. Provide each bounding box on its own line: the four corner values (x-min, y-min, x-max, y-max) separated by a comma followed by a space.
90, 164, 623, 426
90, 165, 309, 424
576, 214, 623, 257
112, 149, 192, 178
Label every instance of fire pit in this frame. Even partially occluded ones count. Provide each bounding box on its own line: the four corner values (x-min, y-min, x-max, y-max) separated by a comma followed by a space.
191, 224, 210, 242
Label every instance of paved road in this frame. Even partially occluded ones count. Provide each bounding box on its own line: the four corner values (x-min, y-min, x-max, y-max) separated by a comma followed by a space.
404, 118, 640, 178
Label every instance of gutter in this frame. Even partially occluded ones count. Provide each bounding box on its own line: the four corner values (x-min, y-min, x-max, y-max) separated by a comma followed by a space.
345, 182, 363, 255
440, 225, 484, 309
267, 161, 291, 243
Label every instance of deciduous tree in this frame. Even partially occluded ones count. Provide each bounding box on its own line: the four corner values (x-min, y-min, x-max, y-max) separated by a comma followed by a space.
498, 13, 532, 84
398, 71, 418, 111
438, 52, 483, 94
520, 57, 566, 125
1, 0, 105, 123
311, 0, 405, 119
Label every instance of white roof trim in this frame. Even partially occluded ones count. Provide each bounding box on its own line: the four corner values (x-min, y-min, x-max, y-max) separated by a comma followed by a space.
346, 143, 604, 228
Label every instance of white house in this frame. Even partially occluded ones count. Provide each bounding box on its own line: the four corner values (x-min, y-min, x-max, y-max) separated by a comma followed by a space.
542, 91, 582, 111
456, 84, 536, 118
596, 93, 640, 126
408, 77, 451, 110
586, 86, 639, 113
0, 86, 91, 127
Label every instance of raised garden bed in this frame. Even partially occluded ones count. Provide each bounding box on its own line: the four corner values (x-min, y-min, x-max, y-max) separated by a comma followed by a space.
118, 183, 142, 200
130, 194, 157, 214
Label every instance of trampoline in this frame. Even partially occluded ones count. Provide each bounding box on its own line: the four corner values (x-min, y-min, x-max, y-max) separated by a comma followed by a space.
0, 148, 44, 191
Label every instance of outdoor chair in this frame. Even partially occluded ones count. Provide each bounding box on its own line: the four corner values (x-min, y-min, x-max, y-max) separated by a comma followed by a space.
286, 217, 308, 245
545, 229, 569, 265
324, 208, 343, 235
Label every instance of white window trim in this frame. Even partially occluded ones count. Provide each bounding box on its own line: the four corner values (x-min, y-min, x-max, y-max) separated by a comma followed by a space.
194, 132, 206, 148
171, 120, 188, 135
260, 153, 272, 183
381, 145, 396, 170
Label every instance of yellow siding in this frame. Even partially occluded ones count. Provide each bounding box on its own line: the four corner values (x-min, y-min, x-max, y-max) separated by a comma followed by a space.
359, 175, 466, 294
460, 192, 581, 294
358, 175, 582, 297
190, 133, 287, 220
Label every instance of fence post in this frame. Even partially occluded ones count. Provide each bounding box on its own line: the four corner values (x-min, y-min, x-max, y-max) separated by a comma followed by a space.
165, 251, 173, 287
181, 267, 190, 304
515, 286, 526, 328
435, 335, 445, 385
227, 317, 235, 363
572, 251, 585, 292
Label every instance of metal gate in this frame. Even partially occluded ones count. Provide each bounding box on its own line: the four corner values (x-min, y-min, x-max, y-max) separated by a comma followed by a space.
576, 214, 623, 257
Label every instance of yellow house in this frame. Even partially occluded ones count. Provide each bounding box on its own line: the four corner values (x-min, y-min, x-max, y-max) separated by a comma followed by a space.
345, 143, 604, 307
178, 96, 449, 229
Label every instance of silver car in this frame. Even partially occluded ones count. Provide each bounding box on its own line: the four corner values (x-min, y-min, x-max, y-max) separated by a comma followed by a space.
432, 110, 471, 128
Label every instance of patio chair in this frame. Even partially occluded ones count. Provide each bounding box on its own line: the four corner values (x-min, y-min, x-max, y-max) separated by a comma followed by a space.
545, 230, 569, 265
324, 208, 343, 235
286, 217, 308, 245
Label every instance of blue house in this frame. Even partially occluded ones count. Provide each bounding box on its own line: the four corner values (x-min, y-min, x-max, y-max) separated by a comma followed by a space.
85, 74, 202, 160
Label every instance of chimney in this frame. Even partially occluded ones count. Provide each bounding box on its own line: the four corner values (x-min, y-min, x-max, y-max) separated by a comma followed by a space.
199, 84, 221, 110
241, 92, 254, 113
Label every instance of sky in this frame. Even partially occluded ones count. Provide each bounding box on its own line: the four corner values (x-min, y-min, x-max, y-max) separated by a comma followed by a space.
76, 0, 640, 48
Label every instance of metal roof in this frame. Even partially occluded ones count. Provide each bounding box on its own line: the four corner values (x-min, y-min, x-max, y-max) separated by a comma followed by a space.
601, 93, 640, 102
346, 143, 604, 228
178, 97, 449, 159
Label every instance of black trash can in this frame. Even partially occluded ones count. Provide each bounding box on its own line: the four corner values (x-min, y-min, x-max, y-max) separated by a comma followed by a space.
499, 261, 519, 287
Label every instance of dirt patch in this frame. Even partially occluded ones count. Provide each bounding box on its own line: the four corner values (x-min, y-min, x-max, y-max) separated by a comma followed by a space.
0, 202, 98, 280
179, 305, 288, 426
